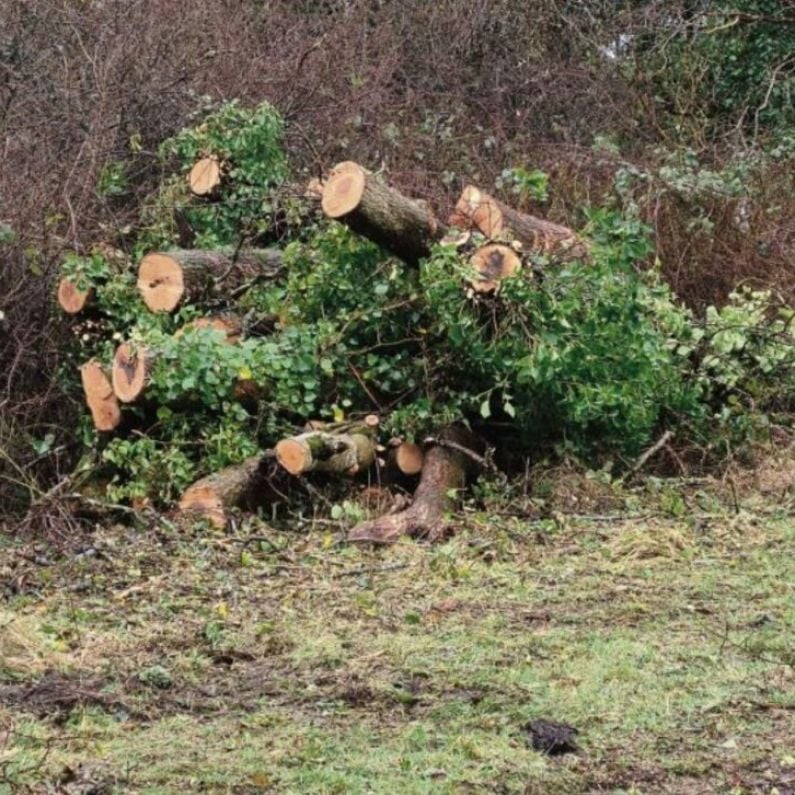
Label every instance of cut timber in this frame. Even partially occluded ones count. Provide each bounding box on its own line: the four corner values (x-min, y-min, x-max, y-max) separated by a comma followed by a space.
176, 313, 243, 344
137, 248, 283, 312
179, 456, 263, 528
188, 157, 222, 197
390, 441, 424, 476
452, 185, 588, 262
276, 427, 377, 477
321, 162, 443, 265
469, 244, 522, 293
57, 277, 93, 314
111, 342, 154, 404
80, 361, 121, 431
350, 426, 483, 544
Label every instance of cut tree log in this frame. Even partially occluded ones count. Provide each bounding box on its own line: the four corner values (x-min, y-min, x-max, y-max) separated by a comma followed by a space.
137, 248, 283, 312
350, 426, 484, 544
80, 361, 122, 431
451, 185, 588, 262
188, 157, 222, 197
176, 313, 243, 344
321, 162, 443, 264
57, 277, 93, 314
111, 342, 154, 404
275, 422, 378, 477
468, 244, 522, 293
178, 455, 265, 528
388, 440, 425, 476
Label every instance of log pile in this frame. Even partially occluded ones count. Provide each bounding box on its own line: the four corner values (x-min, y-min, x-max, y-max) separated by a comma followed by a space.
60, 158, 586, 539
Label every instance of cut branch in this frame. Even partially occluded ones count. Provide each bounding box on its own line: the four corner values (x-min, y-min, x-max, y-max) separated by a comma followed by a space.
111, 343, 154, 404
179, 455, 267, 528
176, 313, 243, 344
188, 157, 222, 197
57, 277, 93, 314
322, 162, 443, 264
137, 248, 283, 312
452, 185, 588, 262
80, 361, 121, 431
468, 244, 522, 293
350, 426, 483, 544
276, 423, 378, 477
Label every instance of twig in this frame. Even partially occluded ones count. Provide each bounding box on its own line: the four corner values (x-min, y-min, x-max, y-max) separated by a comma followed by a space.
622, 430, 674, 481
334, 563, 410, 578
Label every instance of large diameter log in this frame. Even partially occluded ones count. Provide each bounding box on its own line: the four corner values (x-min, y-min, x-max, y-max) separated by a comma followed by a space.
179, 456, 263, 528
350, 426, 483, 544
80, 361, 121, 431
452, 185, 588, 262
137, 248, 283, 312
57, 277, 93, 314
111, 343, 154, 403
468, 244, 522, 293
321, 162, 443, 265
276, 429, 377, 477
188, 157, 222, 197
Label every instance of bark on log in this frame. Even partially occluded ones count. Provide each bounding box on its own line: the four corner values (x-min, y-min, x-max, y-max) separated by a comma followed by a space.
176, 313, 243, 344
452, 185, 588, 262
137, 248, 283, 312
468, 244, 522, 293
276, 424, 378, 477
321, 162, 443, 265
349, 426, 484, 544
178, 455, 264, 528
188, 157, 222, 197
111, 342, 154, 404
57, 277, 93, 314
80, 360, 122, 432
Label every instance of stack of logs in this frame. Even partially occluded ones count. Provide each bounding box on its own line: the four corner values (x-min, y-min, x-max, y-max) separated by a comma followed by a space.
58, 160, 586, 542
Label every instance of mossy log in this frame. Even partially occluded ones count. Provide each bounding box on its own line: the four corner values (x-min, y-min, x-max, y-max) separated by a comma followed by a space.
321, 162, 443, 265
137, 248, 283, 312
80, 360, 122, 431
350, 426, 483, 544
275, 421, 378, 477
452, 185, 588, 262
178, 456, 266, 528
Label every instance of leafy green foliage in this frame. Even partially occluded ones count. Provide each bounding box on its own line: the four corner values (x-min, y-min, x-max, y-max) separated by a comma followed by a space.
139, 100, 287, 251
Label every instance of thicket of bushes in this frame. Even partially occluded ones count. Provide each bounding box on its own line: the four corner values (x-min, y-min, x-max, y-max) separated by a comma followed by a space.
1, 1, 793, 513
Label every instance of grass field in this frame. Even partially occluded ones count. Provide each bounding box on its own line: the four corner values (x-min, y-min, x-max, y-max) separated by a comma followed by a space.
1, 458, 793, 794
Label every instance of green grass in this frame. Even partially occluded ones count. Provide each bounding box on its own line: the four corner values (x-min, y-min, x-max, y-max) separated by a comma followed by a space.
1, 472, 793, 793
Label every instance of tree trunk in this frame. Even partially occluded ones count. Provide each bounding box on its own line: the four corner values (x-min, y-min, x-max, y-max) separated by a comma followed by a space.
468, 244, 522, 293
80, 361, 122, 431
137, 248, 283, 312
178, 455, 265, 528
321, 162, 443, 265
188, 157, 222, 197
111, 342, 155, 404
57, 277, 93, 314
275, 421, 378, 477
349, 426, 484, 544
452, 185, 588, 262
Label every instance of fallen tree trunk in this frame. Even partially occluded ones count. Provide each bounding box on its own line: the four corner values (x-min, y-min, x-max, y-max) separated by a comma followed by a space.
188, 157, 223, 197
80, 361, 122, 431
452, 185, 588, 262
321, 162, 443, 265
350, 426, 484, 544
57, 277, 93, 314
276, 419, 379, 477
137, 248, 283, 312
111, 343, 154, 404
178, 455, 265, 528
